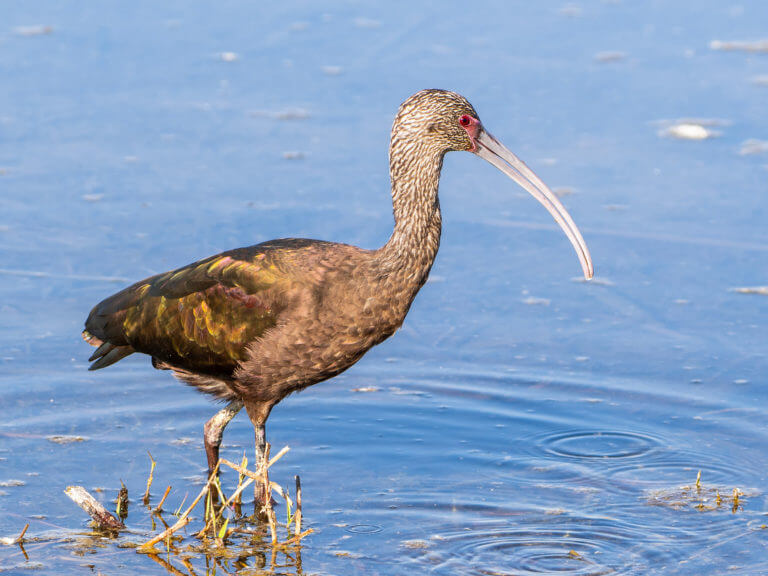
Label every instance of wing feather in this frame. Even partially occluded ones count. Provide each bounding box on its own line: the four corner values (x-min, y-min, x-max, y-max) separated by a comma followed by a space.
85, 247, 292, 375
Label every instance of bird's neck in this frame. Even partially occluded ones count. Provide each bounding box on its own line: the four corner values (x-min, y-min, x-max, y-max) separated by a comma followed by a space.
377, 144, 444, 288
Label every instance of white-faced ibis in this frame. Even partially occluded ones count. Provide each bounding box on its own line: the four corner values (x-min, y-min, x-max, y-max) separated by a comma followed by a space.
84, 89, 593, 502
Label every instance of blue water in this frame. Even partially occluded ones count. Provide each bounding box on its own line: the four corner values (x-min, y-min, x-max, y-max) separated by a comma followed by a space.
2, 1, 767, 574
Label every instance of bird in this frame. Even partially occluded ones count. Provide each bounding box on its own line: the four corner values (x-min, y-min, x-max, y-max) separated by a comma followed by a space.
83, 89, 593, 504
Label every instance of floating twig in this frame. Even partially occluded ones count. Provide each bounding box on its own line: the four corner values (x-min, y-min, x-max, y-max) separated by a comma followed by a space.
154, 486, 172, 513
173, 492, 188, 517
280, 528, 314, 547
220, 458, 259, 481
17, 523, 29, 543
294, 476, 302, 537
143, 451, 156, 505
140, 516, 191, 552
65, 486, 124, 530
268, 445, 291, 468
233, 454, 248, 512
261, 444, 277, 544
222, 475, 255, 511
138, 461, 220, 552
0, 523, 30, 546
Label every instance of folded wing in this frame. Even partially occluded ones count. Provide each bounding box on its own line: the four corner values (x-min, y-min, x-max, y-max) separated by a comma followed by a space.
84, 246, 293, 376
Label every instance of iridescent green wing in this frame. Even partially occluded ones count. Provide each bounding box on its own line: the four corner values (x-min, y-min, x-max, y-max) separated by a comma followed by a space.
86, 246, 292, 376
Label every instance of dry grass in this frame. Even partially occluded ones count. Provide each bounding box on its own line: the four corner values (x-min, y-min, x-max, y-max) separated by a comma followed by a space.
48, 443, 312, 575
133, 445, 312, 554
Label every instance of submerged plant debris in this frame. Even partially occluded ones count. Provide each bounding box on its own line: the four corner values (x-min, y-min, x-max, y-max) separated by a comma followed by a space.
6, 447, 314, 575
730, 286, 768, 296
710, 38, 768, 53
46, 435, 87, 444
660, 123, 717, 140
739, 139, 768, 156
653, 118, 729, 140
647, 471, 753, 513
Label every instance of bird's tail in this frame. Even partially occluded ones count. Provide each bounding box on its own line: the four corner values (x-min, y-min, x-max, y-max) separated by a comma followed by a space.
83, 330, 134, 370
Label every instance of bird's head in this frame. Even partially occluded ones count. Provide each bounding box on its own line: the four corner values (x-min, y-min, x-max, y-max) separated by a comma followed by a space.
393, 89, 594, 280
392, 89, 481, 153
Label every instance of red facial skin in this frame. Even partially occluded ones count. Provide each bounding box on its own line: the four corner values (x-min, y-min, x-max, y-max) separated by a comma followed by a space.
459, 114, 482, 151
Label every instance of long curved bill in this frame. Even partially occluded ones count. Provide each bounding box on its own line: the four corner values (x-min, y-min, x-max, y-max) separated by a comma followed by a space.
474, 129, 594, 280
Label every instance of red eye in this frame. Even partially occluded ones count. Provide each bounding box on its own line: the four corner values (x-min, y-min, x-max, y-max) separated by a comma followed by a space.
459, 115, 472, 126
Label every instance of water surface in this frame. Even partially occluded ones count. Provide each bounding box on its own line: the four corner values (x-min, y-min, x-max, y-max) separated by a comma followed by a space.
2, 1, 767, 574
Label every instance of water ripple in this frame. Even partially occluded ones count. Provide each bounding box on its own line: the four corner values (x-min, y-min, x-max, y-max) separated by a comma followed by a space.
606, 451, 762, 490
404, 514, 674, 575
539, 430, 660, 460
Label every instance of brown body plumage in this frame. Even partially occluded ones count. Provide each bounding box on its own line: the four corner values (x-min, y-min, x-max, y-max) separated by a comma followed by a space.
84, 90, 593, 500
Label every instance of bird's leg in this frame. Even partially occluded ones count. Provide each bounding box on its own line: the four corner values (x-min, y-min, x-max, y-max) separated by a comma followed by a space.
243, 400, 275, 511
203, 399, 244, 479
254, 421, 268, 508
